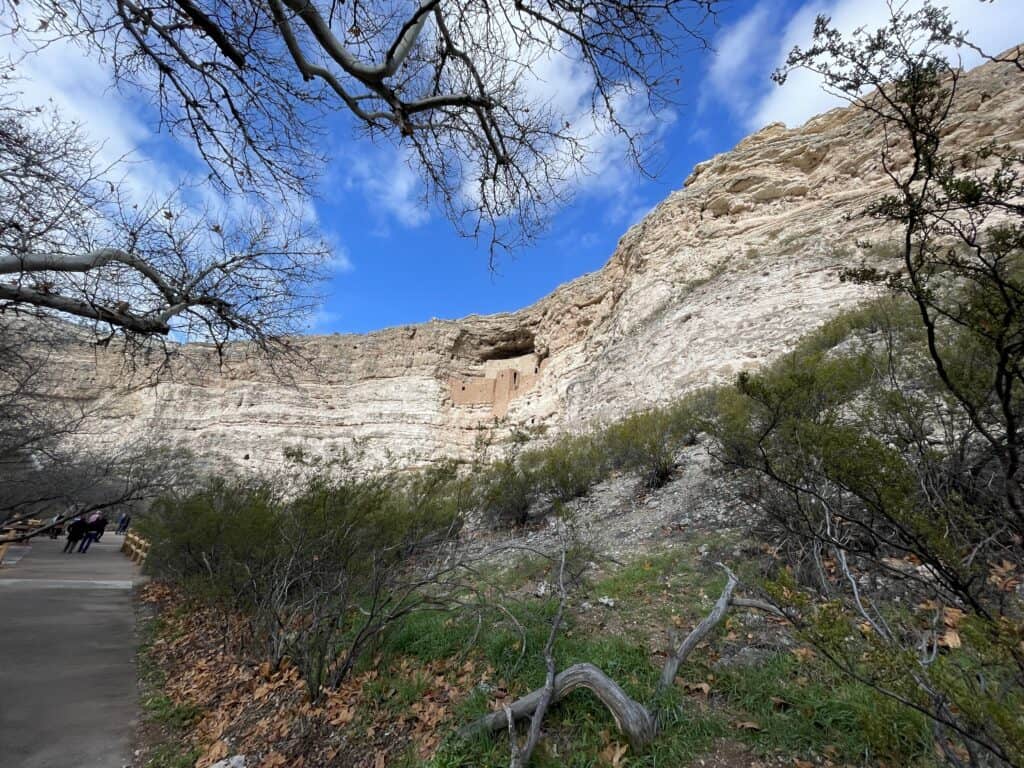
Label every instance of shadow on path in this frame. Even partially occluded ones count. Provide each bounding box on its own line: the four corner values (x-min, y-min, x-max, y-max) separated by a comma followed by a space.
0, 536, 141, 768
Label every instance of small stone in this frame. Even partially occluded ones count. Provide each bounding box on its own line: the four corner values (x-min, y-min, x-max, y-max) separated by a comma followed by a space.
210, 757, 246, 768
597, 596, 616, 608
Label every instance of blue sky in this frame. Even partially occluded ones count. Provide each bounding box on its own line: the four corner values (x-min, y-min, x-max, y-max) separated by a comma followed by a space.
7, 0, 1024, 334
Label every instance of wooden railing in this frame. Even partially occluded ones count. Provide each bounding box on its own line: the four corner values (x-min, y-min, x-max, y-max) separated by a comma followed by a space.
121, 532, 151, 565
0, 518, 44, 556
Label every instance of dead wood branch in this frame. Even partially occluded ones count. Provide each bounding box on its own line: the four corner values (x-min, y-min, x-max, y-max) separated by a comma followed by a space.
656, 564, 738, 694
729, 596, 786, 618
459, 661, 658, 750
463, 563, 768, 758
508, 542, 568, 767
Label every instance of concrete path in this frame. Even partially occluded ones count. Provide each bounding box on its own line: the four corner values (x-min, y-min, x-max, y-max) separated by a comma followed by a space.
0, 535, 141, 768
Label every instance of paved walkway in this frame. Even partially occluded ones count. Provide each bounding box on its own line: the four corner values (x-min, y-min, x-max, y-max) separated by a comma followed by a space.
0, 535, 141, 768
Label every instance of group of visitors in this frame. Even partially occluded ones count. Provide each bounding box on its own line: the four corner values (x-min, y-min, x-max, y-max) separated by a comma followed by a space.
61, 511, 131, 553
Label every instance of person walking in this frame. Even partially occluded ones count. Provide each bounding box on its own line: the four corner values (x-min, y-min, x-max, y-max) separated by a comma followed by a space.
78, 515, 102, 553
94, 515, 109, 542
63, 517, 86, 554
116, 513, 131, 535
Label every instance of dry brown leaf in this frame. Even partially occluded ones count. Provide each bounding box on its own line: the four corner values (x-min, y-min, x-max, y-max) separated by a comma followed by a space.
203, 740, 229, 763
943, 607, 966, 628
599, 741, 629, 766
988, 560, 1022, 592
329, 706, 355, 726
733, 720, 762, 731
770, 696, 790, 711
792, 646, 816, 662
260, 752, 288, 768
253, 683, 273, 700
939, 628, 962, 649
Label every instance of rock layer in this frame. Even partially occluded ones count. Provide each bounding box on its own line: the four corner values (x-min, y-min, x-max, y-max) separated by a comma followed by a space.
55, 55, 1024, 473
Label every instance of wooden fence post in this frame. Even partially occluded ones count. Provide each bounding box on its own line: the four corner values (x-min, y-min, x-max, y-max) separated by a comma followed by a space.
121, 532, 151, 565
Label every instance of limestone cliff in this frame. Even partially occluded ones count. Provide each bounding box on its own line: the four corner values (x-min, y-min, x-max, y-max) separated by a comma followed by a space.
57, 55, 1024, 473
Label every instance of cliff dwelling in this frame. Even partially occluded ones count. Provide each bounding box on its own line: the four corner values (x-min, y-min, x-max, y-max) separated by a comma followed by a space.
448, 351, 544, 418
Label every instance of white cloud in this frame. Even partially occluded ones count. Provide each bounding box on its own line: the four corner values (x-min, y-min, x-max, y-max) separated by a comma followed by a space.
747, 0, 1024, 130
4, 9, 669, 240
304, 306, 343, 333
0, 30, 186, 205
703, 1, 780, 116
464, 36, 673, 231
323, 235, 354, 273
345, 145, 429, 230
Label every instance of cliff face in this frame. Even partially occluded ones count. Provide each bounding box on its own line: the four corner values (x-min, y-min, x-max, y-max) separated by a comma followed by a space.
58, 55, 1024, 473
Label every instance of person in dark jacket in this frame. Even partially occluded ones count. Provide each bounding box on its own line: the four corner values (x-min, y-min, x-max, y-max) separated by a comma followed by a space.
63, 517, 87, 553
93, 516, 109, 542
78, 514, 102, 553
116, 512, 131, 535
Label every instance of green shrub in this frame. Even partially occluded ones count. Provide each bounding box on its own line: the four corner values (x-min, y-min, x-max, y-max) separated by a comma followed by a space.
140, 477, 282, 606
475, 458, 536, 527
519, 434, 606, 504
144, 468, 469, 697
707, 290, 1024, 767
602, 402, 697, 488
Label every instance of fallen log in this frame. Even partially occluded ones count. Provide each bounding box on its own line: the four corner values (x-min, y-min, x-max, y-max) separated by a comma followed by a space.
461, 564, 777, 757
459, 661, 658, 749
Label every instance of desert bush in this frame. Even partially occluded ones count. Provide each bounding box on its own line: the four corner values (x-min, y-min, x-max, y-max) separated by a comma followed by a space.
142, 477, 283, 606
475, 458, 537, 527
602, 402, 697, 488
519, 433, 607, 504
707, 288, 1024, 766
144, 468, 469, 698
733, 12, 1024, 762
477, 398, 710, 528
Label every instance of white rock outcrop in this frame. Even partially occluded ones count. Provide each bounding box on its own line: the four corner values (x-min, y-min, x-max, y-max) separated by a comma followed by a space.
52, 54, 1024, 473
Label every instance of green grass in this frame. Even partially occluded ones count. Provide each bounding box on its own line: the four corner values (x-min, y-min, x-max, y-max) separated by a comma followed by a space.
144, 743, 202, 768
364, 669, 436, 716
369, 546, 936, 768
709, 653, 934, 765
142, 693, 201, 730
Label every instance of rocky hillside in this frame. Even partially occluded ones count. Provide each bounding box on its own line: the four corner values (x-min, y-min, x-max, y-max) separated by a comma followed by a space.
59, 54, 1024, 473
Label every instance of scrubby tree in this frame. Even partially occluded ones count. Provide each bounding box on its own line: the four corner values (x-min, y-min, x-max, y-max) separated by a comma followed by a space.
0, 94, 325, 529
0, 435, 188, 541
0, 98, 326, 348
706, 4, 1024, 766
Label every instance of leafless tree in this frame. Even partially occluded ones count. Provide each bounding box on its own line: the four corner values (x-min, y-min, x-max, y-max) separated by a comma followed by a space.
0, 320, 88, 464
0, 92, 327, 523
0, 96, 327, 349
0, 435, 188, 541
3, 0, 721, 249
